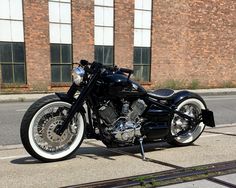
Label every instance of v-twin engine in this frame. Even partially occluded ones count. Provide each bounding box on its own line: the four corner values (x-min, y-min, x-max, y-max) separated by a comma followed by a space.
99, 99, 147, 144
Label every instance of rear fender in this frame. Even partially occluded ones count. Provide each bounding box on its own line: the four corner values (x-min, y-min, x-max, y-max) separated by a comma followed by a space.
171, 91, 215, 127
172, 90, 207, 108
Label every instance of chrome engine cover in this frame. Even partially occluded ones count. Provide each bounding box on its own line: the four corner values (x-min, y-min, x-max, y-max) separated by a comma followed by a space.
111, 118, 142, 143
105, 99, 147, 144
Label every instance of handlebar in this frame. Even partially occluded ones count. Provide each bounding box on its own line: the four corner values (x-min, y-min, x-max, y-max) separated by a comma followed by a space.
79, 59, 133, 75
80, 59, 91, 66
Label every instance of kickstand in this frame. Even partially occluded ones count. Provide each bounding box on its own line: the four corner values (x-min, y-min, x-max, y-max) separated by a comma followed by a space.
139, 137, 146, 160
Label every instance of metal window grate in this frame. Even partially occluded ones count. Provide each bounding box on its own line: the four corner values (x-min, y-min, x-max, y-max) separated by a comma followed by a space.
133, 47, 151, 81
50, 44, 72, 83
0, 42, 26, 84
95, 45, 114, 66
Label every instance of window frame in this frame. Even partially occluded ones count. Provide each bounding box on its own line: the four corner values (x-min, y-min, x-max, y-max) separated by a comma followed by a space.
94, 0, 114, 66
0, 41, 26, 84
133, 0, 152, 82
48, 0, 72, 44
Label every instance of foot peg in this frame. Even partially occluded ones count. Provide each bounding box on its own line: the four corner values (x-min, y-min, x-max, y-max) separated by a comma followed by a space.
139, 137, 146, 160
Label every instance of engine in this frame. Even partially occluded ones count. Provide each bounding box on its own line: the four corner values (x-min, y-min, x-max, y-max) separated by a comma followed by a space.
98, 99, 147, 144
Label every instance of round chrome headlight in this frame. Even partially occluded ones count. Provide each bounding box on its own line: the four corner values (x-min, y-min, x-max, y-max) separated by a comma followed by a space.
72, 67, 85, 86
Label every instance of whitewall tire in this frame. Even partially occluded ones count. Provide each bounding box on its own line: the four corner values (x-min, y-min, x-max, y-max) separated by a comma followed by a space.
167, 98, 206, 146
20, 95, 85, 162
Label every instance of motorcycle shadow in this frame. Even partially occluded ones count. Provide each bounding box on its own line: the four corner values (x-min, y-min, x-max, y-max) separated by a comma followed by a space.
75, 141, 200, 160
10, 146, 117, 165
10, 142, 200, 165
11, 156, 41, 165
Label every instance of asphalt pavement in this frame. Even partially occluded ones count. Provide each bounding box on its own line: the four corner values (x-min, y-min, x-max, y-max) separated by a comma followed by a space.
1, 94, 236, 146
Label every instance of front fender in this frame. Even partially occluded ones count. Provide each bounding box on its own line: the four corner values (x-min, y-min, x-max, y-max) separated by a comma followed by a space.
55, 92, 86, 114
171, 90, 207, 108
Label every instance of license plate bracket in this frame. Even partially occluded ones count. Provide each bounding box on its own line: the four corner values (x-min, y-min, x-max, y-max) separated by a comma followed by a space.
202, 109, 215, 127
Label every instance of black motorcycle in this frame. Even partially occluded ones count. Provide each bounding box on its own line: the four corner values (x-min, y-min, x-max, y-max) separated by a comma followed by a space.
20, 60, 215, 162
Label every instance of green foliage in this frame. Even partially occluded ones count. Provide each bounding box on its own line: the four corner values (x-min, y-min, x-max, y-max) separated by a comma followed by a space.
18, 97, 25, 102
188, 79, 200, 89
152, 79, 205, 90
153, 79, 185, 90
221, 81, 235, 88
162, 79, 184, 90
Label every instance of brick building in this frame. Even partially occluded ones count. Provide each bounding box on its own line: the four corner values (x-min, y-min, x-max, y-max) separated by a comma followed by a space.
0, 0, 235, 93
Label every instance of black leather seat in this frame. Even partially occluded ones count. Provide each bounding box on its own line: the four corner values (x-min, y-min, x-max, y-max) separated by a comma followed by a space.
148, 89, 175, 99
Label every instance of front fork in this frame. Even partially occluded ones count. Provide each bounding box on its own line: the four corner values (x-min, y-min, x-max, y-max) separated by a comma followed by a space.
54, 72, 100, 136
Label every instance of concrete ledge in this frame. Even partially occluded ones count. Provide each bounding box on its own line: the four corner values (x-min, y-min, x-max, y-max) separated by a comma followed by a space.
0, 144, 23, 151
0, 93, 52, 103
0, 88, 236, 103
188, 88, 236, 96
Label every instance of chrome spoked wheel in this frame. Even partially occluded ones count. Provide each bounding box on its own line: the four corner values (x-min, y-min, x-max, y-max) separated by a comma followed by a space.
27, 100, 84, 161
168, 98, 206, 146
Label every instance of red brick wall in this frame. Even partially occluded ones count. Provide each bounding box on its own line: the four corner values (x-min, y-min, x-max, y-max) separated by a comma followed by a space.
72, 0, 94, 64
187, 0, 236, 87
114, 0, 134, 69
24, 0, 51, 91
152, 0, 236, 88
1, 0, 235, 93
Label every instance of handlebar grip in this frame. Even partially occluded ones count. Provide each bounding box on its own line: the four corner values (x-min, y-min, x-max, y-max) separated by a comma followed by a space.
80, 59, 89, 66
119, 68, 134, 74
84, 65, 93, 74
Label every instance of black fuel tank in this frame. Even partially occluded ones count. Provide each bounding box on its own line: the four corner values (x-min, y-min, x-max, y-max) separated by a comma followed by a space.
103, 73, 146, 98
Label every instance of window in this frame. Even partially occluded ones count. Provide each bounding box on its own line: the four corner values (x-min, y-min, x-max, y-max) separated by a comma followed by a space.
49, 0, 72, 83
0, 0, 24, 42
0, 42, 25, 83
50, 44, 71, 82
0, 0, 25, 84
133, 0, 152, 81
95, 45, 113, 66
94, 0, 114, 66
133, 47, 150, 81
49, 0, 71, 44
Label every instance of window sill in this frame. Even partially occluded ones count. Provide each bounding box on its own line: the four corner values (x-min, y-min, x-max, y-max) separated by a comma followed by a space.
133, 80, 152, 85
51, 82, 72, 87
1, 83, 28, 88
139, 82, 152, 85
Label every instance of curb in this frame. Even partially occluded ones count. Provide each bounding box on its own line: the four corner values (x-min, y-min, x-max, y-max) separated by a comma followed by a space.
0, 89, 236, 103
0, 144, 23, 151
190, 89, 236, 96
0, 93, 52, 103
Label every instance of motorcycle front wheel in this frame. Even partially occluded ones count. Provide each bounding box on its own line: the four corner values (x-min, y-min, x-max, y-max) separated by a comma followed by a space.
167, 98, 206, 146
20, 95, 85, 162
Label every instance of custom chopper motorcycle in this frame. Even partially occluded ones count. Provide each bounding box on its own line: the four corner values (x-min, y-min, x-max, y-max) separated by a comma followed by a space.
20, 60, 215, 162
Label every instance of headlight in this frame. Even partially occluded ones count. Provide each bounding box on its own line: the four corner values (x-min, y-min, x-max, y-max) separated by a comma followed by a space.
72, 67, 85, 86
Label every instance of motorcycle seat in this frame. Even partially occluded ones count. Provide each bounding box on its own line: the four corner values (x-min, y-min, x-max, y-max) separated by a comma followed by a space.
148, 89, 175, 99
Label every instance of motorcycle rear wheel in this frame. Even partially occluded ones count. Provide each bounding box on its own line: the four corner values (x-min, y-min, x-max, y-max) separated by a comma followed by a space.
20, 95, 85, 162
167, 98, 206, 146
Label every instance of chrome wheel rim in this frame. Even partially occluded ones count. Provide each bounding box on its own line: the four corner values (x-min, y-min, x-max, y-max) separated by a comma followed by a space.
171, 99, 205, 143
28, 101, 84, 159
171, 104, 200, 136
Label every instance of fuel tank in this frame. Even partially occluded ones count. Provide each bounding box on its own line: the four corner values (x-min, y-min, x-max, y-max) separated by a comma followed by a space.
103, 73, 146, 98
